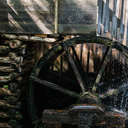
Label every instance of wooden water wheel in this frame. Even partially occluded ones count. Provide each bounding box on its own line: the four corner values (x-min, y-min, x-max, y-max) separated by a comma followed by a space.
27, 34, 128, 127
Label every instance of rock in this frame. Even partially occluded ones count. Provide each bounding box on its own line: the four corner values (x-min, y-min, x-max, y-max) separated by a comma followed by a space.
0, 112, 9, 120
6, 96, 17, 104
0, 88, 13, 96
0, 66, 15, 73
0, 76, 11, 83
0, 123, 12, 128
0, 100, 17, 110
0, 46, 10, 55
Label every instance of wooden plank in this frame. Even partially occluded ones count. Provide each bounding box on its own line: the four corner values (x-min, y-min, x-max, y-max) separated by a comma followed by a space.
42, 107, 126, 128
30, 76, 80, 98
111, 0, 120, 39
42, 105, 104, 125
58, 0, 97, 34
120, 0, 125, 36
0, 0, 54, 34
55, 0, 59, 33
66, 48, 86, 94
122, 0, 128, 45
97, 0, 128, 45
97, 0, 103, 35
102, 0, 107, 33
0, 23, 54, 34
104, 0, 110, 33
0, 0, 97, 34
92, 46, 112, 93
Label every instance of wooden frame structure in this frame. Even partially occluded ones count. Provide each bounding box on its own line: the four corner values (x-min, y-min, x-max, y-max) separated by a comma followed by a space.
97, 0, 128, 45
0, 0, 128, 44
0, 0, 97, 34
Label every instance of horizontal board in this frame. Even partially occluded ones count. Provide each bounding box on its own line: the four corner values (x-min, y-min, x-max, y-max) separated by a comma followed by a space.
59, 24, 96, 34
58, 0, 97, 34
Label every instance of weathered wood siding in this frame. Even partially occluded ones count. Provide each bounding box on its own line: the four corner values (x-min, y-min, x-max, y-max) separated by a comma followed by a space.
0, 0, 55, 34
97, 0, 128, 45
0, 0, 97, 34
58, 0, 97, 34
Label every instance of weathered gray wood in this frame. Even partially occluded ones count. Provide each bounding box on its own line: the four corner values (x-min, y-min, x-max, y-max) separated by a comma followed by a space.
0, 0, 54, 34
104, 0, 110, 33
122, 0, 128, 45
55, 0, 59, 34
97, 0, 103, 34
120, 0, 125, 36
102, 0, 107, 32
0, 0, 97, 34
97, 0, 128, 45
42, 107, 126, 128
42, 105, 104, 125
59, 0, 97, 34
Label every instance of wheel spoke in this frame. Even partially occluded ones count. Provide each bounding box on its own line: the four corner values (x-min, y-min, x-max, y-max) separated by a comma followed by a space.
65, 47, 86, 94
30, 76, 80, 98
71, 46, 84, 75
92, 46, 112, 93
59, 56, 63, 83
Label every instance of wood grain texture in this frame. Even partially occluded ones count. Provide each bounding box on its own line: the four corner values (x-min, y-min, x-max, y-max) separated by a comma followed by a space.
97, 0, 128, 45
0, 0, 54, 34
58, 0, 97, 34
0, 0, 97, 34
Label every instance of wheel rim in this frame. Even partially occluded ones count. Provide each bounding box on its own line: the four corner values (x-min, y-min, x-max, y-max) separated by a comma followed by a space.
28, 35, 128, 126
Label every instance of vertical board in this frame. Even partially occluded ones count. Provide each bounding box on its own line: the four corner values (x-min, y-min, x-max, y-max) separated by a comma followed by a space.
58, 0, 97, 34
0, 0, 54, 34
97, 0, 128, 45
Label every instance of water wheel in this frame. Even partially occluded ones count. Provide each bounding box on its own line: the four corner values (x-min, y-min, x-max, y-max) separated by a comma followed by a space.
27, 34, 128, 127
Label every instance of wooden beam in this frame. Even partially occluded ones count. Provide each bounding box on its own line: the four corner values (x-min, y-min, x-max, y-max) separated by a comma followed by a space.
30, 76, 80, 98
65, 48, 86, 94
0, 34, 57, 43
42, 105, 104, 125
55, 0, 59, 34
92, 46, 112, 93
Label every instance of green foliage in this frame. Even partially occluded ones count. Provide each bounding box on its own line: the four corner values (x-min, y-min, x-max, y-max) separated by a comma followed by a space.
3, 85, 8, 89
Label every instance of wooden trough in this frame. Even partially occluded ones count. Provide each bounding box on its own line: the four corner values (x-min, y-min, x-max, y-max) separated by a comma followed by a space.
42, 104, 126, 128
